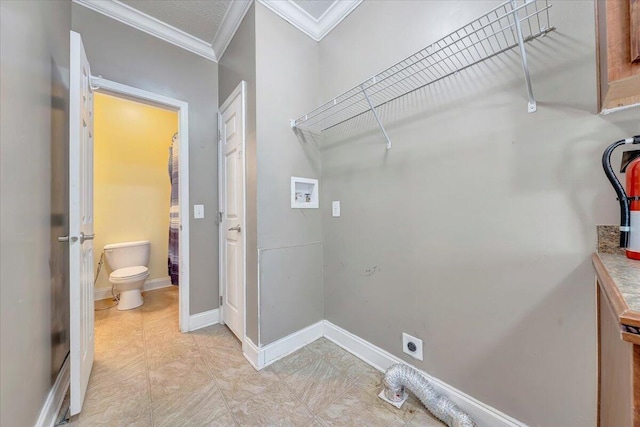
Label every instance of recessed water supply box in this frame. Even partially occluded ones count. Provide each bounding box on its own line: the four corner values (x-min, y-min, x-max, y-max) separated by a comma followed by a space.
291, 176, 318, 209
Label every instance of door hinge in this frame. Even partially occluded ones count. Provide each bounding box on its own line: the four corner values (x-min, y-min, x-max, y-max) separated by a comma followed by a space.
220, 295, 223, 306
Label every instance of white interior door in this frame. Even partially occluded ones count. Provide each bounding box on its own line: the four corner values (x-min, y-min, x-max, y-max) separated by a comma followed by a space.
219, 82, 246, 340
69, 31, 95, 416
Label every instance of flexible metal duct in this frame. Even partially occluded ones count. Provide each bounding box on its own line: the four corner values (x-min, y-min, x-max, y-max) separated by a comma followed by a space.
382, 363, 477, 427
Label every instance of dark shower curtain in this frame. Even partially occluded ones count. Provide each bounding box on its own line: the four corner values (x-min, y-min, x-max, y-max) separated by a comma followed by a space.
168, 134, 179, 285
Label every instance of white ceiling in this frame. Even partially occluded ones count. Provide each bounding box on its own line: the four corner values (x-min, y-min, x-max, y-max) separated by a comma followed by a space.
292, 0, 336, 20
73, 0, 363, 61
119, 0, 232, 42
257, 0, 362, 41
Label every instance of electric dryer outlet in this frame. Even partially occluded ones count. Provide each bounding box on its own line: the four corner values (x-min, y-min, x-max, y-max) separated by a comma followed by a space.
402, 333, 423, 361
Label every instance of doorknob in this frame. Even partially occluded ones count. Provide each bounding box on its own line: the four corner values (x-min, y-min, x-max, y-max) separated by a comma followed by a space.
228, 225, 241, 232
80, 232, 95, 243
58, 235, 79, 243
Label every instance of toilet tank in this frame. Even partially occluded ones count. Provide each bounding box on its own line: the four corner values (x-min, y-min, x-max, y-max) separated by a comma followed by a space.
103, 240, 150, 271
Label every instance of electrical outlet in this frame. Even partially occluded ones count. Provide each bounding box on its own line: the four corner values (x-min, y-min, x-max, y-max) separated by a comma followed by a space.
402, 333, 423, 361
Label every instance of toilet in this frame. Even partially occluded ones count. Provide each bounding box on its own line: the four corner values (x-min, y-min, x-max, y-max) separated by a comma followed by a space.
104, 240, 150, 310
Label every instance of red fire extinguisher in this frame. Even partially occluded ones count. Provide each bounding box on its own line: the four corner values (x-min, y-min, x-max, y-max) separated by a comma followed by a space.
602, 136, 640, 257
627, 156, 640, 260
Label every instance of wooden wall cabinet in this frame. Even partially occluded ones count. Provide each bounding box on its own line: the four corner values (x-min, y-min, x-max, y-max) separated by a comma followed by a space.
597, 0, 640, 113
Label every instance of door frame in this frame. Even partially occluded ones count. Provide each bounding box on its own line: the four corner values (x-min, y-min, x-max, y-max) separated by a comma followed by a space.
91, 76, 191, 332
218, 81, 247, 343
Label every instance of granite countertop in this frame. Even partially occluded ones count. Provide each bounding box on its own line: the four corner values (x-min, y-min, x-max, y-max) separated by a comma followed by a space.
596, 253, 640, 314
593, 226, 640, 343
593, 251, 640, 344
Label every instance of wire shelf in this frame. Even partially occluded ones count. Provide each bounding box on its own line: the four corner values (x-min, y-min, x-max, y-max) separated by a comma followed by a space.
291, 0, 554, 147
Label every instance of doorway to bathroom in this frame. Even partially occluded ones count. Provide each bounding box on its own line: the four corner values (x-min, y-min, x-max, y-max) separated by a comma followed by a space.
91, 78, 191, 333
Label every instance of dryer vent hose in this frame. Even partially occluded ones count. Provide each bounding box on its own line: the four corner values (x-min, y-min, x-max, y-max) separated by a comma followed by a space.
382, 363, 477, 427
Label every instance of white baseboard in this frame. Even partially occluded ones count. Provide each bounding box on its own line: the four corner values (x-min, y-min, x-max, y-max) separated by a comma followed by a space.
143, 276, 174, 292
322, 321, 525, 427
188, 308, 219, 331
94, 276, 173, 301
94, 287, 114, 301
239, 319, 524, 425
322, 321, 399, 372
35, 356, 69, 427
242, 337, 262, 370
243, 321, 324, 370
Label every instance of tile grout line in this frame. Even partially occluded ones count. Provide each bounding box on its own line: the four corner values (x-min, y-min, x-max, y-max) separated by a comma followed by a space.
191, 330, 241, 426
316, 352, 366, 415
353, 381, 415, 425
251, 378, 318, 423
141, 307, 155, 426
305, 340, 412, 424
277, 374, 320, 423
277, 350, 354, 421
319, 351, 420, 425
271, 352, 325, 420
87, 290, 181, 426
93, 290, 422, 427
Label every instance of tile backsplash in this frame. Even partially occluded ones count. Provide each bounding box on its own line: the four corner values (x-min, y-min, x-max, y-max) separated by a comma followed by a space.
597, 225, 626, 255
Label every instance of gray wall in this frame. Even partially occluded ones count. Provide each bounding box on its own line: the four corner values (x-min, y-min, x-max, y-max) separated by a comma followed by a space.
72, 4, 219, 315
255, 3, 323, 345
0, 1, 71, 425
319, 1, 638, 426
219, 4, 259, 344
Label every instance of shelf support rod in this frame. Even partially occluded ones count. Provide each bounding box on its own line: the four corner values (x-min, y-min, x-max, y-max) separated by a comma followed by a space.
361, 84, 392, 149
510, 0, 537, 113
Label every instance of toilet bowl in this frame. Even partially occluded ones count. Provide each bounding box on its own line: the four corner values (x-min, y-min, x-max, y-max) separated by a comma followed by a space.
109, 265, 150, 310
104, 241, 150, 310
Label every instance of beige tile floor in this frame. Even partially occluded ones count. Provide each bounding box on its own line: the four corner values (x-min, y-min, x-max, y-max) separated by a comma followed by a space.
70, 287, 444, 426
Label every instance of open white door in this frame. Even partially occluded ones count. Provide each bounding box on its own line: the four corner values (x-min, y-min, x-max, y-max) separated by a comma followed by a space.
69, 31, 95, 416
219, 82, 246, 341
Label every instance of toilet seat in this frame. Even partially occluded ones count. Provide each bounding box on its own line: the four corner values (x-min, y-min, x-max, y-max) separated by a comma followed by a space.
109, 266, 149, 283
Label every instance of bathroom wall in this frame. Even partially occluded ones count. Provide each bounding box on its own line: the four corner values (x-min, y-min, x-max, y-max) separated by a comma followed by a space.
0, 0, 71, 425
72, 4, 219, 315
318, 1, 639, 426
93, 93, 178, 290
254, 3, 324, 346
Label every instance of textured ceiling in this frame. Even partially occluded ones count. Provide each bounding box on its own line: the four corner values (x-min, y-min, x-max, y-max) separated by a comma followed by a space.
291, 0, 336, 20
120, 0, 232, 42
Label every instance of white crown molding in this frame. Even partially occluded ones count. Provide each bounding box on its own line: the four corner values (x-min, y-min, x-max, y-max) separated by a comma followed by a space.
212, 0, 252, 61
257, 0, 362, 41
313, 0, 363, 40
73, 0, 217, 62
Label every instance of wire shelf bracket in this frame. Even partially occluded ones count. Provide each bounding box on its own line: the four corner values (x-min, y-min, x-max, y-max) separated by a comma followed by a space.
361, 82, 392, 149
510, 0, 538, 113
290, 0, 555, 149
